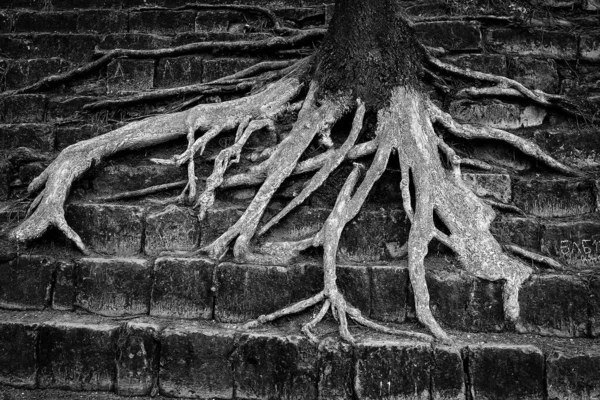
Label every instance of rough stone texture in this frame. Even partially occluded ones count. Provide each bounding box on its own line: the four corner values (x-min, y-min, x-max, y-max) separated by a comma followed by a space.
151, 257, 215, 319
46, 96, 97, 121
116, 321, 160, 397
508, 56, 559, 93
200, 205, 244, 247
0, 255, 54, 310
202, 57, 259, 83
75, 258, 152, 317
38, 317, 120, 391
107, 59, 155, 94
467, 344, 545, 400
540, 218, 600, 268
337, 265, 371, 316
432, 345, 466, 400
99, 33, 173, 51
414, 21, 482, 51
0, 124, 54, 151
426, 269, 504, 332
519, 275, 589, 337
65, 203, 145, 256
144, 205, 200, 256
233, 332, 318, 400
462, 173, 512, 203
55, 124, 115, 150
449, 100, 546, 130
339, 209, 409, 261
0, 318, 38, 389
445, 54, 507, 76
76, 10, 128, 33
370, 265, 408, 323
52, 260, 75, 311
486, 29, 578, 59
130, 10, 196, 34
547, 350, 600, 399
587, 277, 600, 337
92, 163, 184, 196
155, 56, 203, 88
13, 11, 78, 32
317, 338, 354, 400
514, 178, 595, 218
1, 58, 72, 90
195, 10, 240, 32
0, 95, 47, 124
214, 262, 291, 323
491, 216, 542, 250
580, 34, 600, 62
354, 340, 432, 400
160, 322, 235, 399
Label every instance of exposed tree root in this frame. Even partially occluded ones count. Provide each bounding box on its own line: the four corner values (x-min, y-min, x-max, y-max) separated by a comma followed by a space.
11, 70, 306, 252
504, 244, 565, 271
83, 60, 297, 111
483, 199, 526, 215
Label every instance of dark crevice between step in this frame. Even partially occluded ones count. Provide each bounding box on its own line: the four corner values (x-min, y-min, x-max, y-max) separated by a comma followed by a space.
350, 343, 359, 400
152, 58, 159, 91
429, 347, 434, 400
139, 207, 147, 256
146, 258, 155, 317
151, 328, 162, 397
230, 333, 242, 400
367, 266, 374, 321
210, 263, 218, 321
45, 259, 58, 311
543, 352, 549, 400
34, 322, 41, 390
461, 347, 473, 400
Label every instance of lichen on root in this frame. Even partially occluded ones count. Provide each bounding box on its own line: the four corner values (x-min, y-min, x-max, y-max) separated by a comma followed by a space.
10, 0, 592, 343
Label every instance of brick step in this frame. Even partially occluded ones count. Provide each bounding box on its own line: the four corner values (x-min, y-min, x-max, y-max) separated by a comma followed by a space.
2, 254, 600, 338
0, 309, 599, 399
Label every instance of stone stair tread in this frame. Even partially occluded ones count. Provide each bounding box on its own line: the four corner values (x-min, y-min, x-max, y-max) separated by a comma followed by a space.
0, 309, 599, 399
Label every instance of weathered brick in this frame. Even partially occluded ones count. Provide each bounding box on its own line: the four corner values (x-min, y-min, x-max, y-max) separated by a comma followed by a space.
107, 59, 155, 94
513, 178, 595, 218
76, 10, 127, 34
116, 321, 160, 397
444, 54, 507, 76
449, 100, 546, 130
486, 29, 578, 59
540, 218, 600, 268
581, 34, 600, 62
0, 12, 12, 32
354, 340, 433, 399
14, 33, 101, 62
0, 316, 38, 389
155, 56, 203, 88
462, 173, 511, 203
337, 265, 370, 316
589, 277, 600, 336
144, 205, 200, 255
520, 274, 589, 337
467, 344, 545, 400
13, 11, 77, 32
0, 95, 47, 123
340, 209, 409, 262
432, 345, 466, 400
415, 21, 482, 52
202, 57, 259, 83
426, 269, 504, 332
370, 265, 408, 323
65, 203, 145, 256
99, 33, 173, 51
0, 255, 54, 310
0, 35, 30, 59
160, 322, 235, 398
92, 163, 184, 197
0, 159, 10, 201
214, 262, 290, 323
547, 350, 600, 399
151, 257, 215, 319
130, 10, 196, 34
200, 205, 244, 246
233, 332, 318, 400
1, 58, 72, 90
491, 216, 542, 250
52, 260, 75, 311
75, 258, 152, 317
0, 124, 54, 151
195, 10, 237, 32
38, 316, 119, 391
318, 338, 353, 400
46, 96, 97, 121
508, 56, 559, 93
55, 124, 114, 150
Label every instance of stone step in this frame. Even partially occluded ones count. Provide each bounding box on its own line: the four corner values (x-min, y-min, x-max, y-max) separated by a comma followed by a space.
0, 309, 599, 399
1, 254, 600, 338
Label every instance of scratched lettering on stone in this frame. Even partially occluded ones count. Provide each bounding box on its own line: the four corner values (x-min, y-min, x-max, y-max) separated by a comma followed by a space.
541, 237, 600, 267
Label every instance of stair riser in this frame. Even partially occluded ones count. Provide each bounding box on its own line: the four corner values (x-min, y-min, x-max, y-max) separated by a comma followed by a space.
1, 314, 599, 400
1, 255, 599, 338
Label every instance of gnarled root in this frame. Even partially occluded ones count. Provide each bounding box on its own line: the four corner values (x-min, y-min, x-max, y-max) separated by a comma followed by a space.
11, 73, 306, 250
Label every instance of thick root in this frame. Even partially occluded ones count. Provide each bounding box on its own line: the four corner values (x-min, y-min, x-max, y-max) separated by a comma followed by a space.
12, 74, 305, 249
